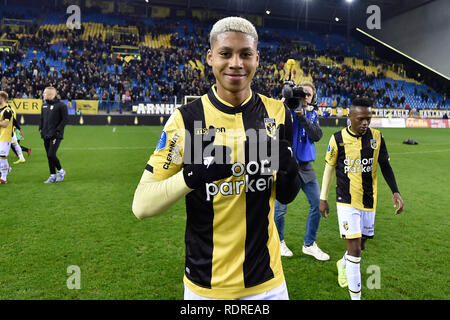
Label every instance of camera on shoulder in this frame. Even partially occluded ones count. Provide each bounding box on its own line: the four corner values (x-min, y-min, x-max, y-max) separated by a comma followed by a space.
282, 81, 309, 111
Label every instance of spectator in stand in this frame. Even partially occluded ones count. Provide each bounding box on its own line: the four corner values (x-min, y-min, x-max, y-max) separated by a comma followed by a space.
0, 14, 446, 111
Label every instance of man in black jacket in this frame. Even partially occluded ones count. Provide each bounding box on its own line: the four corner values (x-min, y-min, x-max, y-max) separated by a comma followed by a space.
39, 87, 68, 184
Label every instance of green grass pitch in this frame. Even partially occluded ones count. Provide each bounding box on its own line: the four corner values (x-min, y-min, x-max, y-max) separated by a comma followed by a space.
1, 125, 449, 300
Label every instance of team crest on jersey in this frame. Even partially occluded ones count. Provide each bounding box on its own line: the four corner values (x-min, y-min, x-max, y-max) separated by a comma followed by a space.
264, 118, 277, 138
370, 139, 377, 149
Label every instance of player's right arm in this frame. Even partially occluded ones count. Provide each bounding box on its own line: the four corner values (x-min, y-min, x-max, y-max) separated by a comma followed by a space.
319, 134, 338, 218
132, 169, 192, 219
132, 110, 191, 219
0, 119, 9, 128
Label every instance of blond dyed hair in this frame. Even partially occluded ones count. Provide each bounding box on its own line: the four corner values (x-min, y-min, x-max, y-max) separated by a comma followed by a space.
209, 16, 258, 46
0, 91, 8, 101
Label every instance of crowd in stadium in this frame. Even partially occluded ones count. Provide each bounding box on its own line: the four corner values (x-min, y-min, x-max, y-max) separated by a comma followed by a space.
0, 7, 448, 111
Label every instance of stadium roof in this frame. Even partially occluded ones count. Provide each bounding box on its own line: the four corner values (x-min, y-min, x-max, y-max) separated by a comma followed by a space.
137, 0, 435, 27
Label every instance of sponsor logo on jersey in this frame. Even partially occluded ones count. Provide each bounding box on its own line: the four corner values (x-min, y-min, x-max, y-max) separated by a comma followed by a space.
195, 127, 225, 135
343, 156, 374, 174
205, 160, 274, 201
163, 133, 181, 169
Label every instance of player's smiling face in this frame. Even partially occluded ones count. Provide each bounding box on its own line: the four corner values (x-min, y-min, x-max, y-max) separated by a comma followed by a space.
207, 31, 259, 103
349, 106, 372, 135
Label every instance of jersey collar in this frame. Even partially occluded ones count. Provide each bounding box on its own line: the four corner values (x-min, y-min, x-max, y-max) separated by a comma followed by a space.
346, 126, 368, 138
207, 85, 253, 114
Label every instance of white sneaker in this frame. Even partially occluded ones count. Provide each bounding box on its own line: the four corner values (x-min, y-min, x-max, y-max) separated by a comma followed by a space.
302, 242, 330, 261
44, 175, 56, 184
280, 240, 293, 257
56, 169, 66, 182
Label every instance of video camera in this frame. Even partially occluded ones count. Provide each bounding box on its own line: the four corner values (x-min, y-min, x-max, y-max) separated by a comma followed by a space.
281, 81, 310, 111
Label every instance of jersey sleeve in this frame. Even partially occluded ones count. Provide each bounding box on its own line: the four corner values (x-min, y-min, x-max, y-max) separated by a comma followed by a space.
132, 169, 191, 219
283, 104, 293, 144
325, 134, 338, 166
378, 134, 390, 163
12, 110, 21, 130
2, 109, 12, 120
147, 109, 186, 181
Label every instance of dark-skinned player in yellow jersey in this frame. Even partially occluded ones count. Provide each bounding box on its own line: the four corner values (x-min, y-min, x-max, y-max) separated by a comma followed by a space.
319, 97, 404, 300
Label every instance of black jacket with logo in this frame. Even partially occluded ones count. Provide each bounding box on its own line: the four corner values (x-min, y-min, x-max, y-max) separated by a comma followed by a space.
39, 99, 68, 139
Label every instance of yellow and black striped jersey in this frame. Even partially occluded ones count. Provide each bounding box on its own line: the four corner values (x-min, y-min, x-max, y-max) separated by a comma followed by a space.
0, 105, 13, 143
325, 126, 389, 211
146, 86, 292, 299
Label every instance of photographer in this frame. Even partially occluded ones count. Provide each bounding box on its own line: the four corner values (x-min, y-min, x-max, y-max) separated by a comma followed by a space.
275, 81, 329, 261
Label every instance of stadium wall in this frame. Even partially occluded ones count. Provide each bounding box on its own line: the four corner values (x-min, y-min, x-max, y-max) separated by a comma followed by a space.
16, 114, 449, 128
16, 114, 347, 127
12, 99, 450, 119
133, 103, 450, 119
16, 115, 347, 127
17, 114, 170, 126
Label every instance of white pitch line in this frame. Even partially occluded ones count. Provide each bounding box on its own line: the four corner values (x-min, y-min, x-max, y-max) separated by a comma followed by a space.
56, 147, 450, 154
60, 147, 151, 151
390, 149, 450, 155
